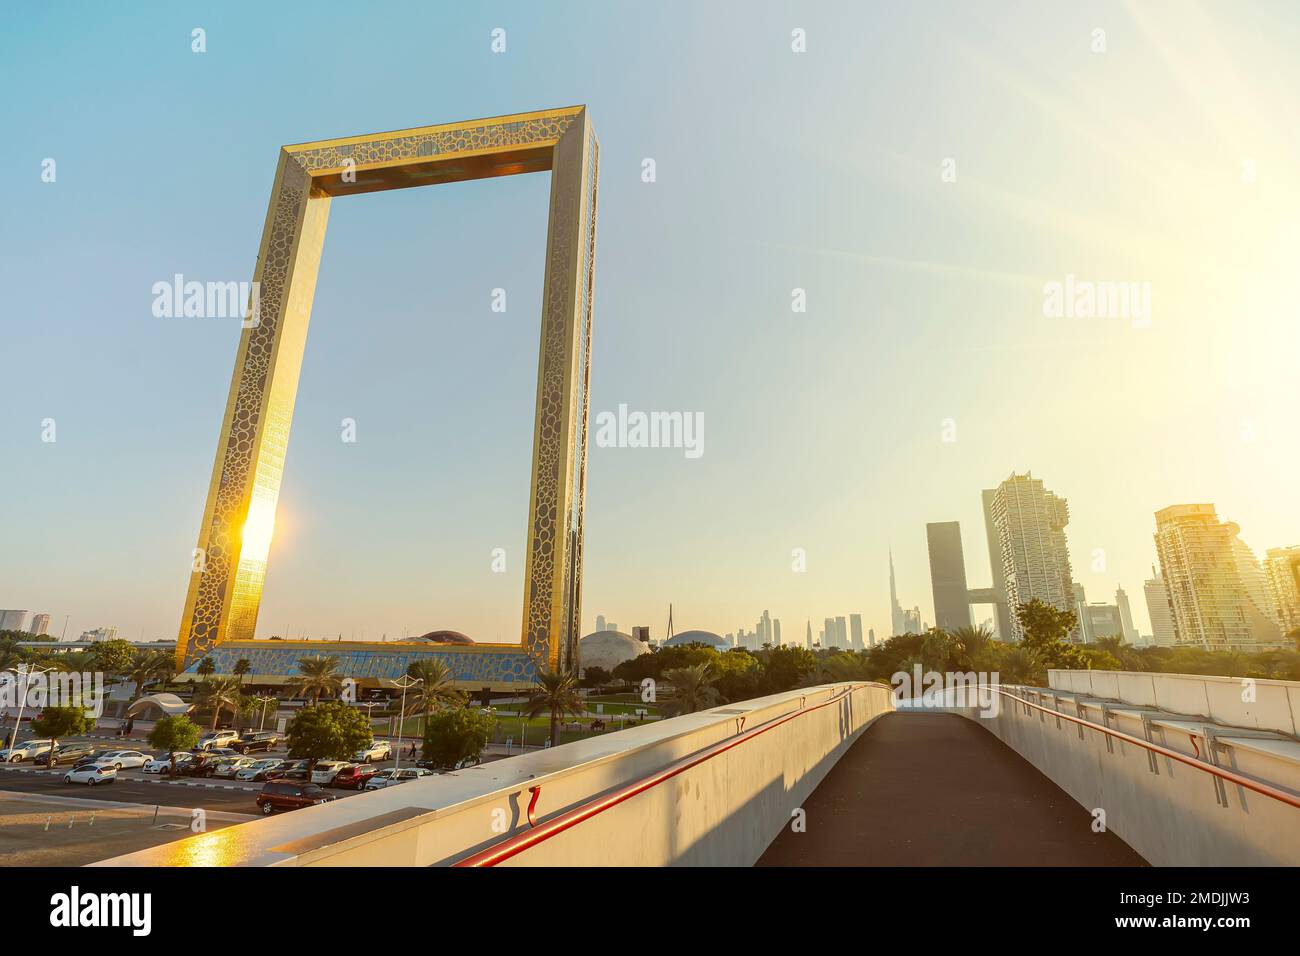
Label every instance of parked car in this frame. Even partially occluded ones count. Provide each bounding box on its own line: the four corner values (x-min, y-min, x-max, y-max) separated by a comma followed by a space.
0, 740, 54, 763
93, 750, 148, 770
231, 731, 280, 754
309, 760, 353, 786
35, 743, 96, 766
363, 767, 433, 791
352, 741, 393, 764
265, 759, 311, 781
210, 757, 258, 779
256, 781, 335, 815
142, 752, 194, 774
197, 730, 240, 751
63, 764, 117, 786
331, 763, 385, 790
235, 758, 284, 782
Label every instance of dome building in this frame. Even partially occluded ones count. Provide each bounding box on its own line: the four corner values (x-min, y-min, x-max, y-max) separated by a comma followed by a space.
664, 629, 727, 649
414, 630, 475, 645
579, 629, 650, 674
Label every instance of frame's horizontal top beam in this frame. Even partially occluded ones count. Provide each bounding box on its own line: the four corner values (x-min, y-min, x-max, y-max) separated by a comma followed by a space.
306, 144, 555, 197
282, 106, 586, 196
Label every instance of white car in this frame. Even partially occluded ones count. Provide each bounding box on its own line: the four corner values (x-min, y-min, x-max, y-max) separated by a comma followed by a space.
0, 740, 54, 763
235, 758, 283, 782
310, 760, 353, 785
353, 741, 393, 764
93, 750, 147, 770
64, 764, 117, 786
142, 753, 194, 774
363, 767, 433, 791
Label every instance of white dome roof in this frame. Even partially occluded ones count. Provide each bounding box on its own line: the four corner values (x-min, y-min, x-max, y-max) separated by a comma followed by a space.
580, 630, 650, 673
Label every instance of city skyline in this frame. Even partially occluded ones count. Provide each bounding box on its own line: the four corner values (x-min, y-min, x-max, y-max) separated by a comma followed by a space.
4, 4, 1300, 650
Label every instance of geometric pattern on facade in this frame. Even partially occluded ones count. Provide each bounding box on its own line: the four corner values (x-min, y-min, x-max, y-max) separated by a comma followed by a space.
176, 107, 599, 681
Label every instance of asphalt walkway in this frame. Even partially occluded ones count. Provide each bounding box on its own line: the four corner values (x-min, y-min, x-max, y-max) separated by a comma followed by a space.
758, 711, 1147, 866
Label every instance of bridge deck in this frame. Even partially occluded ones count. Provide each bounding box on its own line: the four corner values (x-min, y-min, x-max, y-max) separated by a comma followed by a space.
758, 711, 1147, 866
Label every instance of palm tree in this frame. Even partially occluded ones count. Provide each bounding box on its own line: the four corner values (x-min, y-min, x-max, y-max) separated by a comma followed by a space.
195, 677, 243, 731
522, 669, 586, 747
122, 650, 173, 734
1092, 635, 1145, 672
950, 624, 996, 670
0, 640, 25, 673
287, 656, 342, 704
403, 659, 464, 723
662, 663, 722, 716
195, 657, 216, 681
231, 658, 252, 730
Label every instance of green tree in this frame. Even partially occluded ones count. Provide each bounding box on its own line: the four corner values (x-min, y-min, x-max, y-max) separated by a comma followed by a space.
523, 669, 586, 747
286, 701, 373, 774
404, 659, 465, 721
195, 677, 243, 731
757, 645, 818, 694
421, 706, 496, 769
30, 706, 91, 766
712, 649, 762, 701
121, 650, 173, 734
1015, 599, 1088, 671
89, 639, 134, 677
287, 656, 343, 703
149, 715, 201, 775
662, 663, 722, 715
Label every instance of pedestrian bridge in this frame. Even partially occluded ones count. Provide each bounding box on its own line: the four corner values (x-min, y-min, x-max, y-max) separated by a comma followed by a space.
97, 671, 1300, 867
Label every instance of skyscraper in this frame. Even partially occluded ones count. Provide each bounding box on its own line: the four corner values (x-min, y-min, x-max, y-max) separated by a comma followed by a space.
0, 610, 30, 632
849, 614, 864, 651
981, 489, 1014, 640
1153, 504, 1280, 648
773, 619, 782, 646
1143, 565, 1177, 646
927, 521, 972, 633
835, 616, 848, 648
867, 627, 876, 648
987, 472, 1078, 643
889, 550, 906, 637
28, 613, 51, 637
595, 614, 607, 632
1264, 546, 1300, 634
824, 617, 838, 649
1114, 586, 1139, 643
806, 619, 813, 649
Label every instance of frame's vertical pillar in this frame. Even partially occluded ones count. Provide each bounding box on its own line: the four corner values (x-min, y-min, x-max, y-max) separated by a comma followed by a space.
176, 155, 330, 668
523, 113, 599, 672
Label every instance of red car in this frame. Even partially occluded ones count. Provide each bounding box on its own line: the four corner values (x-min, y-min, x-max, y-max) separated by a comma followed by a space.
331, 764, 385, 790
256, 781, 335, 815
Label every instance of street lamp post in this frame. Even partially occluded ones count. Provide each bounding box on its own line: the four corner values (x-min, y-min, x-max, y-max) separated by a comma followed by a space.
6, 664, 55, 752
392, 675, 422, 771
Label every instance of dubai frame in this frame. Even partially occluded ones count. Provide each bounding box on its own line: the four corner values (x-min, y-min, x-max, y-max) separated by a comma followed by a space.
176, 107, 598, 684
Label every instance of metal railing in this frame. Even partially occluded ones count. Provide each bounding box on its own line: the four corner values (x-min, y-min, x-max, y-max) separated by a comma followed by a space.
997, 688, 1300, 810
454, 684, 875, 867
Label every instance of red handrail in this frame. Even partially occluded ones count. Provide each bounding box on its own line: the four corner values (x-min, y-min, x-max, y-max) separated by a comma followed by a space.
453, 685, 870, 867
998, 688, 1300, 810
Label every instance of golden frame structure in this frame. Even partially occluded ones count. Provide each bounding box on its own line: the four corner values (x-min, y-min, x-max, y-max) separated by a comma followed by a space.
176, 107, 598, 680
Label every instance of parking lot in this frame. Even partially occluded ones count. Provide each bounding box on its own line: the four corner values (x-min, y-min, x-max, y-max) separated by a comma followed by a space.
0, 733, 437, 813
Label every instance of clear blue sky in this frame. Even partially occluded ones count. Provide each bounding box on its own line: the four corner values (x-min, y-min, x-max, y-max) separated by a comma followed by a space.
3, 1, 1298, 645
